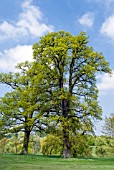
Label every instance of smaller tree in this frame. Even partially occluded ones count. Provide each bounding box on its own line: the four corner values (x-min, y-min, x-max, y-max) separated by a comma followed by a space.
102, 114, 114, 137
0, 62, 48, 154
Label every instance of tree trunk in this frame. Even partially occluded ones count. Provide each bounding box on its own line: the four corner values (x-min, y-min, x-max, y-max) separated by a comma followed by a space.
63, 128, 70, 158
59, 69, 71, 158
21, 130, 30, 154
62, 99, 71, 158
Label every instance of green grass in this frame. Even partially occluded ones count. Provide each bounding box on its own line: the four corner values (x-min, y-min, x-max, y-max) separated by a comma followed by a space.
0, 154, 114, 170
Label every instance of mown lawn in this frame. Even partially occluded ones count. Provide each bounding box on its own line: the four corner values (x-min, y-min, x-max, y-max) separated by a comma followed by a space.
0, 154, 114, 170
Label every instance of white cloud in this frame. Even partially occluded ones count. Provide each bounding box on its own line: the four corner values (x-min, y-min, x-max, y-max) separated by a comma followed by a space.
0, 45, 33, 72
78, 12, 94, 27
0, 0, 54, 41
97, 71, 114, 93
100, 14, 114, 40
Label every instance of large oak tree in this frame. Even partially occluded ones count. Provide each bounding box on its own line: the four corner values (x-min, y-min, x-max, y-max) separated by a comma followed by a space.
32, 31, 111, 157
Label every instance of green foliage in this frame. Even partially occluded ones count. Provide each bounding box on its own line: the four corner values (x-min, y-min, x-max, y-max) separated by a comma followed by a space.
95, 136, 114, 157
29, 133, 41, 154
40, 134, 63, 155
0, 133, 23, 154
70, 134, 95, 157
102, 113, 114, 137
40, 133, 95, 157
0, 132, 41, 154
32, 30, 111, 129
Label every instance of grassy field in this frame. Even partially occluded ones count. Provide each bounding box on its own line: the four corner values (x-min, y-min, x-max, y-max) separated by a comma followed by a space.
0, 154, 114, 170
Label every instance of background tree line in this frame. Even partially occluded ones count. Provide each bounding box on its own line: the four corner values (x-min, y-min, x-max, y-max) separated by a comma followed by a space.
1, 129, 114, 157
0, 31, 112, 158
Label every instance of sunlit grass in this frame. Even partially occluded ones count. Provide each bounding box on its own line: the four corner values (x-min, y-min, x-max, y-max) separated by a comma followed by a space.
0, 154, 114, 170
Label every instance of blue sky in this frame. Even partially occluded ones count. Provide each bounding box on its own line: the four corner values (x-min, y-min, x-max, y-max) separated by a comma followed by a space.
0, 0, 114, 135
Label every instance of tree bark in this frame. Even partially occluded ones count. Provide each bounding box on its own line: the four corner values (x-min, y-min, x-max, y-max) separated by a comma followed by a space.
21, 130, 30, 154
62, 99, 71, 158
63, 127, 70, 158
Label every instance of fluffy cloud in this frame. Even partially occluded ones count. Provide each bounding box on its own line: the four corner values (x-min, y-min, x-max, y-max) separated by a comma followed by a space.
100, 14, 114, 40
0, 0, 54, 41
97, 71, 114, 93
78, 12, 94, 27
0, 45, 33, 72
